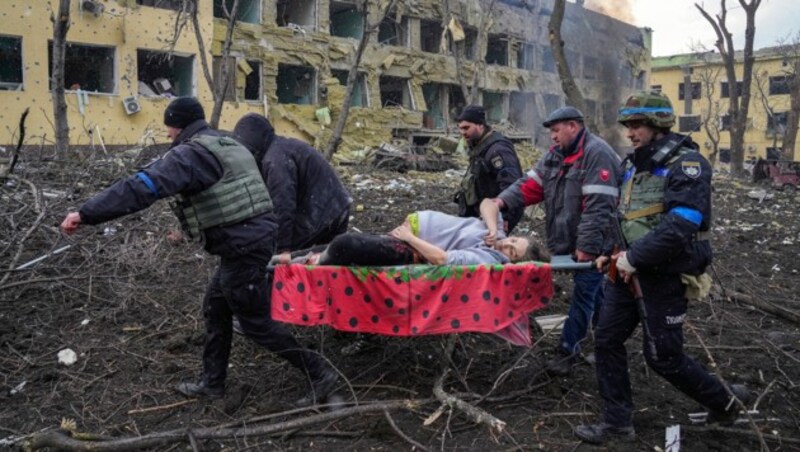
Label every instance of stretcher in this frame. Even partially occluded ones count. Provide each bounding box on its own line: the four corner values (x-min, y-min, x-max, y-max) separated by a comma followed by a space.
270, 257, 591, 347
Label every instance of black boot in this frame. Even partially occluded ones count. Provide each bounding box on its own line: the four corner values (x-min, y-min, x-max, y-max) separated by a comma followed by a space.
175, 381, 224, 399
707, 384, 752, 424
574, 422, 635, 444
295, 367, 339, 407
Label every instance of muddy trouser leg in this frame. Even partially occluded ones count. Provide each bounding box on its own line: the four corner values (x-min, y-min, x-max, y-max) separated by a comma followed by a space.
201, 266, 233, 389
595, 279, 640, 427
318, 233, 416, 266
220, 253, 329, 380
639, 275, 731, 413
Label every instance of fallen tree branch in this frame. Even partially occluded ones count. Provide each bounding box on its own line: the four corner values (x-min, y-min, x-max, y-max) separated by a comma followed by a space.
383, 409, 429, 452
716, 287, 800, 325
23, 400, 418, 451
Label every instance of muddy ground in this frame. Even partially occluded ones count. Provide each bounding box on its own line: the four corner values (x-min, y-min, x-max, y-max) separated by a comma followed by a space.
1, 148, 799, 451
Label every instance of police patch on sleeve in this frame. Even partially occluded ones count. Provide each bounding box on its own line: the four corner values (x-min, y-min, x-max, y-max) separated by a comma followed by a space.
681, 160, 701, 178
491, 156, 504, 169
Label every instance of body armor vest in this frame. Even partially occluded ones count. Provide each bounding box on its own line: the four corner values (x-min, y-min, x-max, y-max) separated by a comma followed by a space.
172, 136, 272, 241
619, 148, 692, 244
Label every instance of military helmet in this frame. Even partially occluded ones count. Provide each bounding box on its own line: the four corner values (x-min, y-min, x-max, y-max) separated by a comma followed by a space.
618, 91, 675, 129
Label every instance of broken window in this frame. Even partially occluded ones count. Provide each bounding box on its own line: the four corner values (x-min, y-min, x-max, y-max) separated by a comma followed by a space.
769, 75, 792, 95
543, 93, 562, 115
420, 19, 442, 53
49, 42, 115, 93
277, 0, 316, 30
0, 35, 23, 91
330, 2, 362, 39
448, 84, 467, 123
276, 64, 316, 105
651, 84, 662, 92
422, 83, 445, 129
721, 80, 743, 98
509, 92, 535, 130
583, 55, 600, 80
483, 91, 505, 122
214, 0, 261, 24
136, 0, 183, 11
243, 59, 262, 101
517, 43, 534, 70
332, 69, 368, 107
379, 75, 412, 109
720, 114, 731, 131
451, 27, 477, 60
542, 46, 556, 73
212, 56, 236, 101
678, 115, 701, 133
767, 111, 788, 134
678, 82, 701, 100
378, 14, 409, 46
137, 49, 194, 97
486, 35, 508, 66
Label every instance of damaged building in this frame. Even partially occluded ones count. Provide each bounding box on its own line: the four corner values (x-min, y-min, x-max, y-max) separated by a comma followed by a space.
0, 0, 650, 154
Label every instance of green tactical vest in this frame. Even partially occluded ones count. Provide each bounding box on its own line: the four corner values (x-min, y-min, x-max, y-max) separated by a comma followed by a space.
171, 135, 272, 241
619, 148, 693, 244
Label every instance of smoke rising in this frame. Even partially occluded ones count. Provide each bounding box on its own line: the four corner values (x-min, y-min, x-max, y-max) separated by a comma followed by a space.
584, 0, 635, 25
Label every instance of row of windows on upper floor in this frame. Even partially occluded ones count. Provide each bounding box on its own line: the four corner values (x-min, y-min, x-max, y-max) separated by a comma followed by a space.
672, 112, 790, 136
650, 76, 796, 100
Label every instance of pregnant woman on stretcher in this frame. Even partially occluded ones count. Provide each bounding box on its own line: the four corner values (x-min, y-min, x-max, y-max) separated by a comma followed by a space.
272, 204, 546, 267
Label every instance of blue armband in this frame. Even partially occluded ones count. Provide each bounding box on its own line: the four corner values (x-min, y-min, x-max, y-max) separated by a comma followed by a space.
669, 206, 702, 225
135, 172, 160, 197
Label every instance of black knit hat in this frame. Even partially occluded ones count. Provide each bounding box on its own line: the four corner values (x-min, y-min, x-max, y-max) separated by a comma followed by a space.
163, 97, 205, 128
457, 105, 486, 125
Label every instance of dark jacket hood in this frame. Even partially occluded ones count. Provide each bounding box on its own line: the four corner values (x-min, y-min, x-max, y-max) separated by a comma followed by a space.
233, 113, 276, 164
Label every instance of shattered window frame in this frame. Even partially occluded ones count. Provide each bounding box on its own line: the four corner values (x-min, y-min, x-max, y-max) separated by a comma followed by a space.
720, 114, 731, 131
331, 69, 369, 107
378, 14, 410, 47
482, 91, 506, 123
420, 19, 443, 53
422, 83, 446, 129
650, 84, 662, 93
768, 75, 792, 96
448, 84, 467, 124
486, 34, 509, 66
135, 0, 184, 11
329, 1, 363, 39
214, 0, 262, 24
0, 34, 23, 91
379, 75, 414, 109
509, 91, 535, 130
48, 41, 117, 94
766, 111, 788, 135
277, 0, 317, 30
244, 59, 262, 102
136, 49, 196, 98
678, 82, 701, 100
720, 80, 743, 98
542, 46, 556, 73
517, 42, 534, 71
276, 63, 317, 105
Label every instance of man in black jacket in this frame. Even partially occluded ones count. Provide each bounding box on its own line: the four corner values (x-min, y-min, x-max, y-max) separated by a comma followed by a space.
60, 98, 338, 406
233, 113, 352, 260
454, 105, 524, 232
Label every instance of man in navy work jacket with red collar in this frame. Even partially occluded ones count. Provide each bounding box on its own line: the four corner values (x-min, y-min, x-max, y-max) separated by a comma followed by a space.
60, 97, 338, 406
483, 106, 621, 376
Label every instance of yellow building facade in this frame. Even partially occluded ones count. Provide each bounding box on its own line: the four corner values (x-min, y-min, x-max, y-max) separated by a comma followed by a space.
651, 47, 798, 162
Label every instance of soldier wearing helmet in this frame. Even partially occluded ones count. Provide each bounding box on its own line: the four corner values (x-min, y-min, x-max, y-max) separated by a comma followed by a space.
575, 91, 750, 444
482, 105, 622, 377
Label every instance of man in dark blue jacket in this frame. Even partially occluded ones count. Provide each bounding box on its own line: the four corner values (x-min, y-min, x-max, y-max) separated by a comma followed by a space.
574, 91, 750, 444
233, 113, 352, 259
60, 98, 337, 405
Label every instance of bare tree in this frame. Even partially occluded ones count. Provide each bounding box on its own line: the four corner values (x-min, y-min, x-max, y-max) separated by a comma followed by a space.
692, 49, 725, 166
775, 35, 800, 160
324, 0, 396, 160
752, 69, 784, 157
696, 0, 762, 176
443, 0, 498, 105
548, 0, 598, 133
50, 0, 71, 153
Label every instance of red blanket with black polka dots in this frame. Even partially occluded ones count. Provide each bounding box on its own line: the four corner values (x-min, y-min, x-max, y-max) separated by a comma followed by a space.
270, 262, 553, 347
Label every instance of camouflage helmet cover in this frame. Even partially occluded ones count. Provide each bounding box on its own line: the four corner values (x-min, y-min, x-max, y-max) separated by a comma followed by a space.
618, 90, 675, 128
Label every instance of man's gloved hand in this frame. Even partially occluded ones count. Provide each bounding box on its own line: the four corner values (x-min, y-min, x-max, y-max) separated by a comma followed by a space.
615, 251, 636, 274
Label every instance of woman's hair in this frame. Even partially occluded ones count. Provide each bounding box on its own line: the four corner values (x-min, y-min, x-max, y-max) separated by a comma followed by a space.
521, 239, 550, 262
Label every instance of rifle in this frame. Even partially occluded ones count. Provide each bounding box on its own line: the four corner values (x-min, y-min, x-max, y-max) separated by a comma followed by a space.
610, 214, 658, 361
